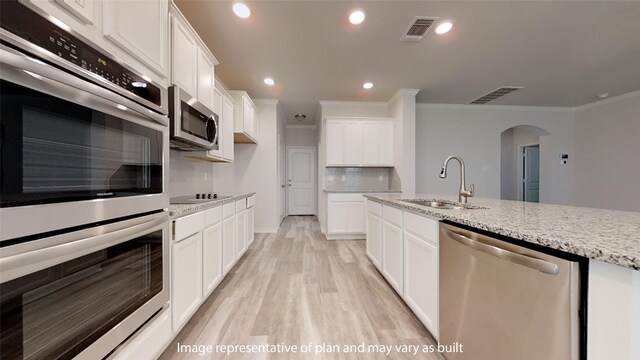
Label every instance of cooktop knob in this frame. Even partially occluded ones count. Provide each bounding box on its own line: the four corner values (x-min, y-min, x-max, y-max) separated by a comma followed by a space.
213, 193, 218, 199
207, 193, 212, 199
195, 194, 200, 199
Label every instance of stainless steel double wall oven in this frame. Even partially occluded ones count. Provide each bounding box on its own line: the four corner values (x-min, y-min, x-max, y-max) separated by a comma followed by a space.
0, 1, 169, 359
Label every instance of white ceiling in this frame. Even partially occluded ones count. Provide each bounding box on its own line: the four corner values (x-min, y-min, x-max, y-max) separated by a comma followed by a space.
175, 1, 640, 125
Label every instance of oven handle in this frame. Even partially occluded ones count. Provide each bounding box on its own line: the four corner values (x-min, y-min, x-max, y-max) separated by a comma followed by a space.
0, 212, 168, 283
0, 44, 168, 127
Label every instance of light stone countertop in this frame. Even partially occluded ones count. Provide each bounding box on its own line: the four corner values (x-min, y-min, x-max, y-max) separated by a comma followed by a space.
323, 189, 402, 193
364, 193, 640, 270
169, 193, 255, 219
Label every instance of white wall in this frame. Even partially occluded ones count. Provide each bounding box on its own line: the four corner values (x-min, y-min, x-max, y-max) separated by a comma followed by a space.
415, 104, 576, 205
285, 126, 317, 147
500, 126, 545, 201
573, 92, 640, 212
234, 100, 282, 232
169, 150, 217, 197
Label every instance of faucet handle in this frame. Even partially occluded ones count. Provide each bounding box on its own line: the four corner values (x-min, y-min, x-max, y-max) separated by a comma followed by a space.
468, 184, 475, 197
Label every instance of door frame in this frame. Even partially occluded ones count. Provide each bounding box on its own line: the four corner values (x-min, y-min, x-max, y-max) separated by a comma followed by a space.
286, 146, 317, 215
518, 143, 540, 202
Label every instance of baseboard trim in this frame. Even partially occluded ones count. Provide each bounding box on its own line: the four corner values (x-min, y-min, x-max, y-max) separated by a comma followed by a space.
326, 233, 366, 241
255, 228, 279, 234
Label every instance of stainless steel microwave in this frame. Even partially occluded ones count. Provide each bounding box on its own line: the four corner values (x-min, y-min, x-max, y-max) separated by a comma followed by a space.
169, 86, 220, 151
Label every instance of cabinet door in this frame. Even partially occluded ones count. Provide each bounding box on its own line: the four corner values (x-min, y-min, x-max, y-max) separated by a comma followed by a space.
235, 210, 246, 259
247, 207, 254, 245
103, 0, 168, 76
171, 16, 197, 96
343, 121, 363, 165
203, 222, 223, 297
197, 48, 215, 110
222, 96, 235, 161
327, 202, 347, 233
378, 121, 394, 166
242, 98, 252, 136
346, 202, 365, 233
325, 120, 344, 165
404, 231, 439, 338
54, 0, 96, 24
382, 220, 403, 294
172, 232, 202, 332
366, 213, 382, 269
222, 216, 235, 274
362, 122, 379, 165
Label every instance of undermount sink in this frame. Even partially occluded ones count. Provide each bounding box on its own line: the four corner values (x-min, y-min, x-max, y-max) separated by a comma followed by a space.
401, 199, 487, 210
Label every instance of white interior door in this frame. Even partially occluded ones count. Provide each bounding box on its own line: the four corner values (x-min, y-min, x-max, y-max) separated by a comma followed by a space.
522, 145, 540, 203
287, 147, 316, 215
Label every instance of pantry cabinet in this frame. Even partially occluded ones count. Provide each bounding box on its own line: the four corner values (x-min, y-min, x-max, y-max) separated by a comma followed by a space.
324, 117, 394, 167
103, 0, 169, 77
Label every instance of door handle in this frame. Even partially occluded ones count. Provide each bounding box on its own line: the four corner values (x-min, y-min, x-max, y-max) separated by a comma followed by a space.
442, 227, 559, 275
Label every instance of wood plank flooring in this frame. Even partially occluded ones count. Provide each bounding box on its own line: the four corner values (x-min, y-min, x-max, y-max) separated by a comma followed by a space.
159, 216, 440, 360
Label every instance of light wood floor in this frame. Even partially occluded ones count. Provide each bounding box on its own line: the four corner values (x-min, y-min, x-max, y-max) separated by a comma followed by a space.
160, 216, 440, 360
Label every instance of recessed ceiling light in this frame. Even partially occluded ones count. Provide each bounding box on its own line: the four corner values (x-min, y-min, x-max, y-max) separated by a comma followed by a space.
349, 10, 365, 25
233, 3, 250, 18
435, 21, 453, 34
597, 93, 609, 99
264, 78, 275, 86
295, 114, 307, 121
363, 82, 373, 89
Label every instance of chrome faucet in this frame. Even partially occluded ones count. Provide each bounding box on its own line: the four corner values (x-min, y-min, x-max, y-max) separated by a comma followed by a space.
439, 155, 474, 203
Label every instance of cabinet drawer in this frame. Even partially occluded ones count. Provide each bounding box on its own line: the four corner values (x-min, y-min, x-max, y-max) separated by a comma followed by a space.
366, 200, 382, 217
383, 205, 403, 227
174, 211, 204, 241
404, 212, 439, 244
328, 193, 364, 202
204, 206, 222, 227
247, 195, 255, 208
223, 202, 235, 219
235, 199, 247, 213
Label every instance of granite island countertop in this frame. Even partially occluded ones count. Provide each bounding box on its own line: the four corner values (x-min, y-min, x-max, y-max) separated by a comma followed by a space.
169, 193, 255, 219
364, 193, 640, 270
323, 189, 402, 193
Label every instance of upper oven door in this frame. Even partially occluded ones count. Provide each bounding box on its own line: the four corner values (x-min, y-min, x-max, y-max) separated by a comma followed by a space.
0, 44, 169, 241
169, 86, 218, 150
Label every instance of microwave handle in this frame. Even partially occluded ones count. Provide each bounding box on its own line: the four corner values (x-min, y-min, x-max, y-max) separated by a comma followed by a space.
0, 212, 167, 283
210, 115, 219, 145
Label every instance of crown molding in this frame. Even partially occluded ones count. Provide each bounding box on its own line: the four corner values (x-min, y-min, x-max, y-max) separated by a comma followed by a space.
388, 89, 421, 104
574, 89, 640, 111
253, 99, 280, 106
415, 102, 574, 113
285, 124, 317, 129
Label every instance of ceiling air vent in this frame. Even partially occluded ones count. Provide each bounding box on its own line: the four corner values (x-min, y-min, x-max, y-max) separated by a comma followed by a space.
468, 86, 524, 104
401, 16, 438, 41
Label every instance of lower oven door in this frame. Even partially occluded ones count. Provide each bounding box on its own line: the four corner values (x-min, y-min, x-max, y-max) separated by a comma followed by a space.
0, 211, 169, 360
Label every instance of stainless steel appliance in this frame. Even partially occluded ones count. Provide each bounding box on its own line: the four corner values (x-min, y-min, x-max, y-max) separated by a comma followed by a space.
169, 85, 219, 151
0, 2, 170, 358
0, 212, 169, 360
0, 0, 169, 241
439, 222, 586, 360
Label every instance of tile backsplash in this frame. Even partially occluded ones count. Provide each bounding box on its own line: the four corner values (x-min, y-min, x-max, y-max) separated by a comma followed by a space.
324, 167, 401, 191
169, 150, 215, 197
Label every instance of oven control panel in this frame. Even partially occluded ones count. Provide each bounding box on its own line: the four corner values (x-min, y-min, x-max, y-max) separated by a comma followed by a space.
0, 0, 162, 109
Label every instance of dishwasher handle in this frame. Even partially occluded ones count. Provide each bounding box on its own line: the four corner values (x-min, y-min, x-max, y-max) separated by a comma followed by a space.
442, 227, 560, 275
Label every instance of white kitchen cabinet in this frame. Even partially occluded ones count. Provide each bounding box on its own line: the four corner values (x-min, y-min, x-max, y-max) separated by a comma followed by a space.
170, 14, 197, 97
54, 0, 96, 24
170, 4, 218, 105
235, 201, 247, 259
382, 205, 403, 294
247, 206, 255, 245
221, 93, 235, 161
222, 203, 236, 274
366, 212, 382, 269
103, 0, 169, 77
230, 91, 258, 144
172, 231, 202, 332
343, 121, 364, 165
196, 48, 215, 111
203, 221, 223, 297
326, 193, 366, 239
403, 212, 439, 339
325, 120, 344, 166
324, 117, 394, 167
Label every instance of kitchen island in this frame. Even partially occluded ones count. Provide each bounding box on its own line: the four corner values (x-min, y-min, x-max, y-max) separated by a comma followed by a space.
364, 193, 640, 360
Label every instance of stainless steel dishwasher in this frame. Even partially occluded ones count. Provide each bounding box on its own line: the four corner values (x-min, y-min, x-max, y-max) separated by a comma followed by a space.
439, 222, 585, 360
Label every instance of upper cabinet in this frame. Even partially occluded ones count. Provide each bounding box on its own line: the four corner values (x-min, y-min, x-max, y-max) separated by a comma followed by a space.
103, 0, 169, 77
169, 4, 217, 109
325, 118, 394, 167
54, 0, 96, 24
229, 91, 259, 144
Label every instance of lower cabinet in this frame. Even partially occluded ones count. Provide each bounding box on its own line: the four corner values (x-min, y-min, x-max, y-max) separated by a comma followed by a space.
172, 231, 203, 332
247, 206, 255, 245
203, 221, 223, 297
222, 208, 236, 274
327, 193, 365, 239
365, 200, 440, 339
235, 209, 247, 259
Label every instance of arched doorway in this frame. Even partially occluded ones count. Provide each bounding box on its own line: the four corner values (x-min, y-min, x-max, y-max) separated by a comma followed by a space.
500, 125, 550, 202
